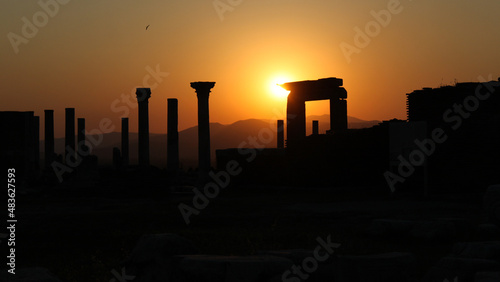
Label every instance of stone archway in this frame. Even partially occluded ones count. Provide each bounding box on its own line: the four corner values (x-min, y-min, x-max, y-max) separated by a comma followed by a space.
280, 77, 348, 147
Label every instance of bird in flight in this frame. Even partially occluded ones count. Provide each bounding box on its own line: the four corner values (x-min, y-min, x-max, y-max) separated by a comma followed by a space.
146, 25, 150, 30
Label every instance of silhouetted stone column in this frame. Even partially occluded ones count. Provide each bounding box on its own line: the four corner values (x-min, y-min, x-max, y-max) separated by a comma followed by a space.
44, 110, 54, 168
65, 108, 75, 164
77, 118, 86, 161
167, 98, 179, 171
277, 120, 284, 149
286, 97, 306, 147
136, 88, 151, 167
121, 118, 129, 166
330, 99, 348, 132
312, 120, 319, 135
191, 82, 215, 175
34, 116, 40, 170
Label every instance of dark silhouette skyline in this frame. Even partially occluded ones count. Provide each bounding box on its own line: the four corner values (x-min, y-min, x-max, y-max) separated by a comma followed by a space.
2, 76, 500, 281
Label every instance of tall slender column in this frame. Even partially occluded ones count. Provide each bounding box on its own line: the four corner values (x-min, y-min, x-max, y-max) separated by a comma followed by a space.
136, 88, 151, 167
167, 98, 179, 171
121, 117, 129, 166
277, 120, 284, 149
44, 110, 54, 168
190, 82, 215, 175
65, 108, 75, 164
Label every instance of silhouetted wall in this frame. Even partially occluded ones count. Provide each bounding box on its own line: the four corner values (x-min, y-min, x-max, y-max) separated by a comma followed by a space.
406, 80, 500, 190
0, 111, 38, 184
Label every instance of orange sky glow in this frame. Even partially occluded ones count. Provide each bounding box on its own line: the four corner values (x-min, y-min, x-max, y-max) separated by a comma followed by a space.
1, 0, 499, 138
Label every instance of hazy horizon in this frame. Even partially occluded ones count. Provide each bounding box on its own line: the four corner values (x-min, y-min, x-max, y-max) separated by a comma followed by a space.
36, 114, 380, 139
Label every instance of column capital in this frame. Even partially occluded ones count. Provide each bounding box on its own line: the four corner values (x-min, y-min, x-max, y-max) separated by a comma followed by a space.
190, 82, 215, 97
136, 88, 152, 103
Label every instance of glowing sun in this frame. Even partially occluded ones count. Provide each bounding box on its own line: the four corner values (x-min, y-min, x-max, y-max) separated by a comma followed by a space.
270, 77, 291, 98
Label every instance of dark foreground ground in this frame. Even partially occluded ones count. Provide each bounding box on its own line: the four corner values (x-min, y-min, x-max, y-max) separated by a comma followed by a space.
1, 171, 490, 281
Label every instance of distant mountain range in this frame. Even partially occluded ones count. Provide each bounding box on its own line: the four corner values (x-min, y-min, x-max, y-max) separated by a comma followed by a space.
42, 115, 380, 169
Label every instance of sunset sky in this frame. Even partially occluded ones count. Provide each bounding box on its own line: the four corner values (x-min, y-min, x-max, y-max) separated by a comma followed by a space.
1, 0, 499, 138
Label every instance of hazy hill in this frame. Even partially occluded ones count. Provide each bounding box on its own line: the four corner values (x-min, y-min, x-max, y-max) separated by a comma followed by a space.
42, 116, 380, 169
305, 114, 381, 133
